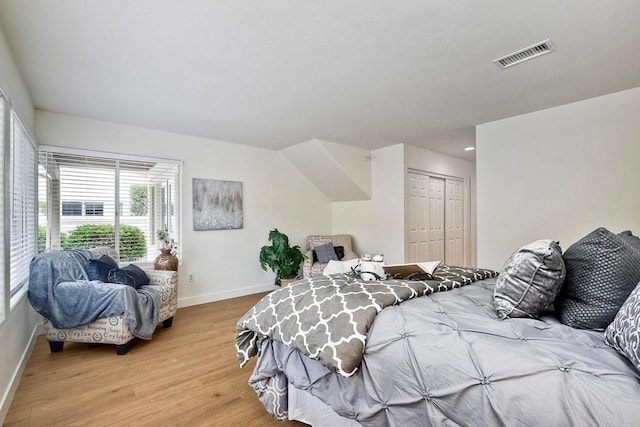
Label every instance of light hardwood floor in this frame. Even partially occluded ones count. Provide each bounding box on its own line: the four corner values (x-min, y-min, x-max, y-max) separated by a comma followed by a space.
4, 292, 306, 426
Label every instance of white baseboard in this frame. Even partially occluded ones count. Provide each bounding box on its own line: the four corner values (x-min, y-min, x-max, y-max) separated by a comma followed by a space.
0, 323, 39, 425
177, 282, 276, 308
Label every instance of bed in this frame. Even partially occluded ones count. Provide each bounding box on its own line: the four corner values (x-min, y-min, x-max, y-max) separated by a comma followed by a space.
236, 229, 640, 426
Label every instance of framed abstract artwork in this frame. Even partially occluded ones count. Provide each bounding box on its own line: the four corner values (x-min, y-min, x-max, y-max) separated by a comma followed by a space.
192, 178, 243, 230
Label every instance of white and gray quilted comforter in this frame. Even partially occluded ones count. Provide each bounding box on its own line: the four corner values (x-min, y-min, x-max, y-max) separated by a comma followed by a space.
237, 265, 496, 377
241, 277, 640, 426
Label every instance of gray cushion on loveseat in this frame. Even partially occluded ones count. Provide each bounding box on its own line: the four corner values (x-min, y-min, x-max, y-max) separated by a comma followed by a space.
314, 242, 339, 263
557, 227, 640, 330
494, 239, 565, 319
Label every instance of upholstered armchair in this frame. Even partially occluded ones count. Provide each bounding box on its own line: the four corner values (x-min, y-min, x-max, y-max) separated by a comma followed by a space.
31, 247, 178, 355
302, 234, 359, 278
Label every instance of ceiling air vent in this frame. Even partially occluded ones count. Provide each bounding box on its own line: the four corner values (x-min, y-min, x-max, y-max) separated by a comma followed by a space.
493, 39, 556, 69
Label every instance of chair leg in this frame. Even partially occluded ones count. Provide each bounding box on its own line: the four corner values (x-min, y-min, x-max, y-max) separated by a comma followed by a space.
48, 340, 64, 353
115, 341, 132, 355
162, 316, 174, 328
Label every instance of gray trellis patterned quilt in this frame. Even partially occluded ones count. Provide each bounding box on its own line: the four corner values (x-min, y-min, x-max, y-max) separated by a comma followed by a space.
235, 265, 497, 377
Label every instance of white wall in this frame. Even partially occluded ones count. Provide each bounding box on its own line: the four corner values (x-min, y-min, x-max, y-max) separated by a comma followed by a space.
405, 144, 476, 177
332, 144, 405, 263
319, 139, 371, 198
281, 139, 370, 202
0, 29, 33, 132
404, 144, 477, 266
477, 87, 640, 270
0, 25, 40, 424
332, 143, 477, 265
36, 111, 333, 306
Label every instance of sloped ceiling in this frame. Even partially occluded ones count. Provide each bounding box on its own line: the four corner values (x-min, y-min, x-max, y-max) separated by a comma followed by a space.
0, 1, 639, 161
281, 139, 371, 202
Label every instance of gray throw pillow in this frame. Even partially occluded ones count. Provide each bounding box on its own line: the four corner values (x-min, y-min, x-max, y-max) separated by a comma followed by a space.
314, 243, 339, 263
107, 264, 149, 288
494, 239, 565, 320
557, 227, 640, 330
619, 230, 640, 251
86, 255, 119, 282
604, 282, 640, 372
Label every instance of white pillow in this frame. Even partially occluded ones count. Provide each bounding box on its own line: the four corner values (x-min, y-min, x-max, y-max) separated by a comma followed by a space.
323, 258, 360, 276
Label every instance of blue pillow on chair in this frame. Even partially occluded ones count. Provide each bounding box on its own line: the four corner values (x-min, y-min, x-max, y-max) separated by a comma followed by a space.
108, 264, 149, 288
86, 255, 119, 282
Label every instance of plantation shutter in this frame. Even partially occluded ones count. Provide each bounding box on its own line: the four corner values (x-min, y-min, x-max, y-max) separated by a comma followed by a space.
0, 94, 5, 319
10, 112, 37, 299
38, 148, 181, 263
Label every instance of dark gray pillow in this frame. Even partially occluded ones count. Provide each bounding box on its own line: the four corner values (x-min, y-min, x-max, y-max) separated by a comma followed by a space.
557, 227, 640, 330
107, 264, 149, 288
86, 255, 119, 282
314, 243, 339, 263
494, 239, 565, 319
619, 230, 640, 251
312, 245, 345, 262
604, 281, 640, 371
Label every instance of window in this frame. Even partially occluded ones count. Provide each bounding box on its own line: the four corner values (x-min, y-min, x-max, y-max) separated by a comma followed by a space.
61, 201, 83, 216
38, 147, 181, 263
0, 93, 5, 321
10, 111, 37, 304
0, 89, 38, 318
60, 201, 105, 216
84, 202, 104, 216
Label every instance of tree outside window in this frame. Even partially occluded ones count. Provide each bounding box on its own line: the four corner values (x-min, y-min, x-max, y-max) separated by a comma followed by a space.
130, 183, 149, 216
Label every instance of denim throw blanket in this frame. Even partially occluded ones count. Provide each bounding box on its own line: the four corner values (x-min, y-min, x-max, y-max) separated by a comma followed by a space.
236, 265, 498, 377
28, 249, 160, 340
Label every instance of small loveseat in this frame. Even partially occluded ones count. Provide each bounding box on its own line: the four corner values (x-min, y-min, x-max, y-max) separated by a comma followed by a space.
302, 234, 359, 278
29, 247, 178, 355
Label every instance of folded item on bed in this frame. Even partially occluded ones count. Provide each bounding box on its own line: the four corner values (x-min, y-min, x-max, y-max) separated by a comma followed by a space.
236, 265, 497, 377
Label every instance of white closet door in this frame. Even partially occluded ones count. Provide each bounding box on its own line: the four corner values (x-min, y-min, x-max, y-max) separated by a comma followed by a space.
407, 171, 465, 265
407, 173, 429, 262
445, 178, 464, 266
428, 177, 445, 262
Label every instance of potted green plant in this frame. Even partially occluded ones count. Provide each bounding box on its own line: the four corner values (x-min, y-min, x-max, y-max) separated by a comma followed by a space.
259, 228, 305, 286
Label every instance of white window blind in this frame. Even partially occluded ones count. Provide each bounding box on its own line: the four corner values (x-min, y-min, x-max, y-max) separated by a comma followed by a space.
0, 94, 5, 321
38, 149, 181, 262
10, 112, 37, 300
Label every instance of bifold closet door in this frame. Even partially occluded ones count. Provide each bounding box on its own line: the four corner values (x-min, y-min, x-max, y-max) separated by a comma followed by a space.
428, 177, 446, 262
445, 179, 464, 266
407, 172, 445, 263
407, 173, 429, 263
407, 172, 463, 265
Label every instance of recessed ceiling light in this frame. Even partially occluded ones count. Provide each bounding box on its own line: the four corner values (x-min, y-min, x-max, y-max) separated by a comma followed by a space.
464, 146, 475, 151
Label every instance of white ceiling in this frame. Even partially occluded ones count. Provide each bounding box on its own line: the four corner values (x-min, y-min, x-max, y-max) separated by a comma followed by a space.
1, 1, 639, 161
